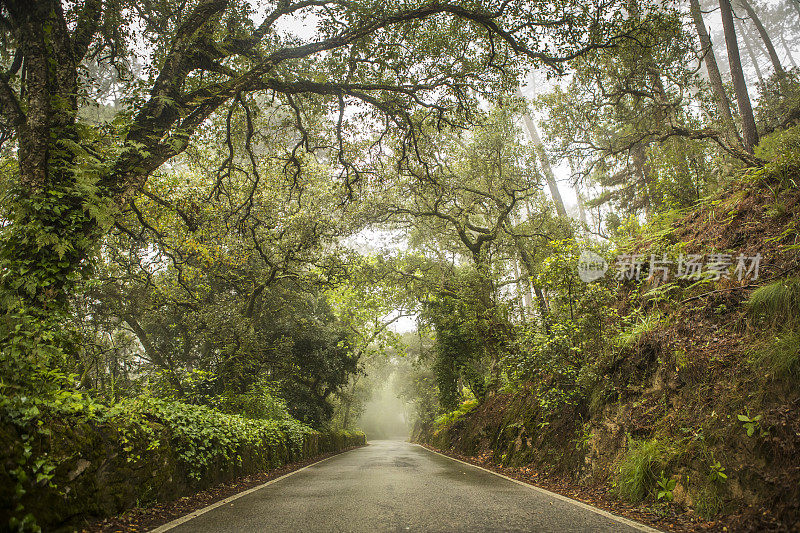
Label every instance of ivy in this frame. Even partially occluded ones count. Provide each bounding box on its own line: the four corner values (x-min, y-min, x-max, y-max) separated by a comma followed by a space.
0, 389, 316, 530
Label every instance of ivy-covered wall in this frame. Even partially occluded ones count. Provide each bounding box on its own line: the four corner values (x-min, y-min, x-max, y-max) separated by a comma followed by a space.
0, 394, 366, 530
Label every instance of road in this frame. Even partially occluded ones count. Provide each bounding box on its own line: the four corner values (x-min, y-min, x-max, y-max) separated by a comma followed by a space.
157, 440, 658, 533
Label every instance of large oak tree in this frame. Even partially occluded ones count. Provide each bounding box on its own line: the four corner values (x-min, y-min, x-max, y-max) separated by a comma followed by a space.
0, 0, 641, 373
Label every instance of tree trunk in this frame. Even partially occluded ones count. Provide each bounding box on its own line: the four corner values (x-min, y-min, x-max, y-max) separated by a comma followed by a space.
516, 90, 568, 217
719, 0, 760, 153
779, 30, 798, 68
473, 254, 501, 395
738, 0, 785, 76
737, 17, 766, 84
532, 286, 551, 335
689, 0, 744, 148
341, 379, 358, 430
632, 144, 655, 218
0, 1, 109, 381
521, 112, 568, 217
511, 255, 530, 322
576, 185, 589, 231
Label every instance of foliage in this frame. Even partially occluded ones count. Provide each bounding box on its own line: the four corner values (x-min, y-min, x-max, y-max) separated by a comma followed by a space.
737, 413, 767, 438
433, 399, 479, 430
2, 0, 800, 527
214, 379, 292, 422
130, 398, 312, 480
708, 458, 728, 484
616, 438, 670, 502
422, 268, 494, 408
0, 385, 365, 530
574, 424, 594, 451
755, 125, 800, 183
747, 278, 800, 381
614, 312, 665, 350
755, 71, 800, 136
750, 329, 800, 381
656, 471, 676, 502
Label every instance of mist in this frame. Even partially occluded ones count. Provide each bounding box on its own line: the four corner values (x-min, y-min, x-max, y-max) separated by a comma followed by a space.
356, 373, 410, 440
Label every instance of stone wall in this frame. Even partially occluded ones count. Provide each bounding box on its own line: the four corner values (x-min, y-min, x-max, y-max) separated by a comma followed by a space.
0, 413, 365, 530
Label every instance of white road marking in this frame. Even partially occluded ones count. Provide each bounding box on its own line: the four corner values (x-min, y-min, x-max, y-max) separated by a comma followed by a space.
149, 448, 363, 532
152, 442, 661, 533
416, 444, 663, 533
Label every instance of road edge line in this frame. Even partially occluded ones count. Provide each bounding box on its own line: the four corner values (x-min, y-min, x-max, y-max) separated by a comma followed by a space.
149, 446, 363, 533
415, 444, 662, 533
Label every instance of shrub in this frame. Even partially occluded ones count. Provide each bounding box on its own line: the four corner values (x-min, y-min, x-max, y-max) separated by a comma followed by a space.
754, 123, 800, 184
217, 380, 292, 421
756, 72, 800, 148
0, 391, 362, 530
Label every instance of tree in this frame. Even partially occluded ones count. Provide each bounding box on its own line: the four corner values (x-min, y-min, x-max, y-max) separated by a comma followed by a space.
719, 0, 760, 152
518, 91, 568, 217
535, 7, 740, 224
377, 106, 542, 395
737, 0, 785, 76
0, 0, 651, 381
689, 0, 743, 148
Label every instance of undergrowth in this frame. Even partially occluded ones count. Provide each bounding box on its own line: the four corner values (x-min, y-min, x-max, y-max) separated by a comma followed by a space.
747, 277, 800, 328
747, 278, 800, 380
615, 312, 665, 350
750, 329, 800, 381
616, 437, 672, 502
434, 399, 479, 429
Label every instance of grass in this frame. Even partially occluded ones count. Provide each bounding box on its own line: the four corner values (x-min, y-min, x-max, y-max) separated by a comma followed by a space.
615, 313, 665, 350
616, 437, 670, 502
750, 329, 800, 381
747, 277, 800, 329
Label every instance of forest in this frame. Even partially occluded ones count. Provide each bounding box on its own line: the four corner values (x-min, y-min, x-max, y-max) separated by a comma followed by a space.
1, 0, 799, 531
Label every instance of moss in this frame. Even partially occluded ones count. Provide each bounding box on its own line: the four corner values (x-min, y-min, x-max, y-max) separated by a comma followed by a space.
693, 485, 724, 520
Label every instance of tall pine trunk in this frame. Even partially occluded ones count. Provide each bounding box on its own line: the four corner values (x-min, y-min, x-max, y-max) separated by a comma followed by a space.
521, 112, 568, 218
738, 0, 785, 76
779, 31, 798, 68
689, 0, 744, 148
516, 90, 568, 217
737, 17, 766, 85
719, 0, 760, 153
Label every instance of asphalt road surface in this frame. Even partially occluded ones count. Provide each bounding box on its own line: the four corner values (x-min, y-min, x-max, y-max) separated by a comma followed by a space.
158, 440, 658, 533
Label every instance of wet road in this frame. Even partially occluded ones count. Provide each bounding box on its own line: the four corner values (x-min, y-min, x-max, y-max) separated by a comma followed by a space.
156, 440, 659, 533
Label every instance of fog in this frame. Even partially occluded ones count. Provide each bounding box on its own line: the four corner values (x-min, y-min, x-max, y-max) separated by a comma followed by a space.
356, 373, 410, 440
